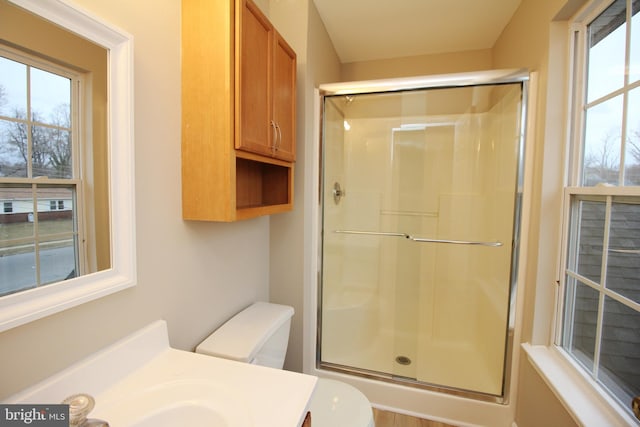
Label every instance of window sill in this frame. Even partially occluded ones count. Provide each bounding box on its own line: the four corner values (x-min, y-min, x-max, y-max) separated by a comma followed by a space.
522, 343, 637, 427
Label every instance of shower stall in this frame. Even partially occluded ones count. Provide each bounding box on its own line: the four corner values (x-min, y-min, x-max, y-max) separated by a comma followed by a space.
314, 70, 531, 414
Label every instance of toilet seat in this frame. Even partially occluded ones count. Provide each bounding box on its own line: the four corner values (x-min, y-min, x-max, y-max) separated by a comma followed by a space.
309, 379, 375, 427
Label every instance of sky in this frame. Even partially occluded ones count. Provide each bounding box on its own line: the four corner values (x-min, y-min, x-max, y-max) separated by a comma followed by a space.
0, 55, 71, 123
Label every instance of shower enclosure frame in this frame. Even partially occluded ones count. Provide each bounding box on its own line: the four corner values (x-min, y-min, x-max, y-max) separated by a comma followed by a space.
305, 69, 537, 425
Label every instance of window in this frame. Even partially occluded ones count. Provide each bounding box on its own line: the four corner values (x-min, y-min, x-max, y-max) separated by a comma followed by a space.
0, 47, 82, 297
0, 0, 135, 334
49, 200, 65, 211
3, 201, 12, 213
559, 0, 640, 420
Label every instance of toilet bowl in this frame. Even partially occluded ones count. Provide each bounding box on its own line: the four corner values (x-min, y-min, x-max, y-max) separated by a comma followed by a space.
309, 378, 375, 427
196, 302, 375, 427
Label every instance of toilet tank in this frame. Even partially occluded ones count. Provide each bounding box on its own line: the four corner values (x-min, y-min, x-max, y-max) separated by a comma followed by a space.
195, 302, 294, 369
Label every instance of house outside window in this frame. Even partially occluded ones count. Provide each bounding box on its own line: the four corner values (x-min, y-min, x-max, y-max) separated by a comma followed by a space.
559, 0, 640, 420
0, 46, 83, 296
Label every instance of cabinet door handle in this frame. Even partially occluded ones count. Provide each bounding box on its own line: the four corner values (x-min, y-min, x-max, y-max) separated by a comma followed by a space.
270, 120, 278, 155
275, 122, 282, 153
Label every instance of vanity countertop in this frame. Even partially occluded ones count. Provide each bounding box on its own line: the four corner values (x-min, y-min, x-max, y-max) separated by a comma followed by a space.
7, 320, 317, 427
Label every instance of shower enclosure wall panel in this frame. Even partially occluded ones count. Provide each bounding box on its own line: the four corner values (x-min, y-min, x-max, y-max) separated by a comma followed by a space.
319, 79, 526, 404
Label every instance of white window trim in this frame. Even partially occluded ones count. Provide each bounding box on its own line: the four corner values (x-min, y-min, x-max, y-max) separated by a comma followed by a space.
524, 1, 639, 426
0, 0, 136, 332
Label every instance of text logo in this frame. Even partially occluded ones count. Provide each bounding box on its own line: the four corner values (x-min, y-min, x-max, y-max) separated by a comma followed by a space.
0, 405, 68, 426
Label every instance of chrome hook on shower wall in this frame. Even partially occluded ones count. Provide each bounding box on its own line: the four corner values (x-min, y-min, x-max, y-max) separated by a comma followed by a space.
332, 182, 345, 204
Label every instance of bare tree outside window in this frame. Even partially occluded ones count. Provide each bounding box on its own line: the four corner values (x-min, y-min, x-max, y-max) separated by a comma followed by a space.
583, 129, 622, 185
626, 124, 640, 185
0, 86, 72, 179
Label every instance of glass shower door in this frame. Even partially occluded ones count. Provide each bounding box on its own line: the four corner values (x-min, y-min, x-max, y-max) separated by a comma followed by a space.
319, 81, 526, 399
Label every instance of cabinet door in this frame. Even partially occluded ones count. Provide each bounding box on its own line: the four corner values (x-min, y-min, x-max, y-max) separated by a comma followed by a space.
237, 0, 274, 157
272, 33, 296, 162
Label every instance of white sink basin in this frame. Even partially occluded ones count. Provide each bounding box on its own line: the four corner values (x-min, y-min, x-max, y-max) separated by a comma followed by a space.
8, 321, 317, 427
95, 379, 251, 427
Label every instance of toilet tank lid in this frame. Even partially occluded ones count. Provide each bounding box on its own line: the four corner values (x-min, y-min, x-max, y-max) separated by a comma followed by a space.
195, 302, 294, 363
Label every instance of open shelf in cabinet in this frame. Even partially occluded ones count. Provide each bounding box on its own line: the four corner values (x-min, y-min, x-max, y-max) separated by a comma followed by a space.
235, 154, 293, 220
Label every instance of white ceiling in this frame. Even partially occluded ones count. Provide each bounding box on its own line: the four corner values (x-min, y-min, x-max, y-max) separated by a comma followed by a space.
312, 0, 522, 63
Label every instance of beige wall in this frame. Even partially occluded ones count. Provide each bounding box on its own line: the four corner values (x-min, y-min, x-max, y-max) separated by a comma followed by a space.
516, 358, 579, 427
0, 1, 591, 425
341, 48, 493, 81
0, 0, 271, 399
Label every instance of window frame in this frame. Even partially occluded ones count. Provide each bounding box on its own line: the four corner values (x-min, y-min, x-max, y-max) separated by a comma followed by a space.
0, 46, 88, 289
0, 0, 136, 333
551, 0, 640, 423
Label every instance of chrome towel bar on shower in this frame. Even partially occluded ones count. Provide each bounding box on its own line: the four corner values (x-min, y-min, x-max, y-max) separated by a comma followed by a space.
333, 230, 503, 247
408, 236, 503, 247
334, 230, 408, 238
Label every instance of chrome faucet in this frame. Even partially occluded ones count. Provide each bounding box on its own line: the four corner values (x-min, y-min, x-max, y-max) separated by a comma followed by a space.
62, 394, 109, 427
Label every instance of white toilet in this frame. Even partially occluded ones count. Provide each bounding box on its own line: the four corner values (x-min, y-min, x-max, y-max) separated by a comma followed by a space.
196, 302, 375, 427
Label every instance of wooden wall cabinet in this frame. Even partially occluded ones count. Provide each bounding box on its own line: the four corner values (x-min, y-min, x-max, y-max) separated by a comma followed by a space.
181, 0, 296, 221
